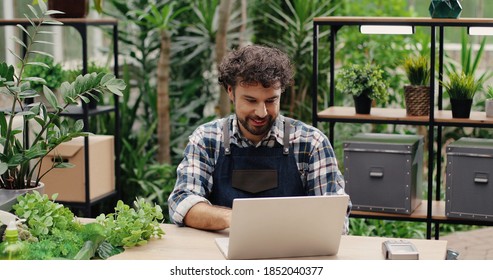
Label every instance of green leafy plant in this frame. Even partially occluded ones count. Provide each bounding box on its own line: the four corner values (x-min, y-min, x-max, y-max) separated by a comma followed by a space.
403, 55, 430, 86
336, 62, 389, 102
12, 191, 162, 259
96, 198, 165, 247
21, 55, 64, 92
0, 2, 125, 190
442, 71, 481, 100
486, 86, 493, 100
13, 192, 78, 237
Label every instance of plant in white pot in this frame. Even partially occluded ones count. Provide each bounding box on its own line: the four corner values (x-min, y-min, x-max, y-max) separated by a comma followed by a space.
485, 86, 493, 118
441, 71, 480, 118
0, 2, 125, 209
336, 63, 389, 114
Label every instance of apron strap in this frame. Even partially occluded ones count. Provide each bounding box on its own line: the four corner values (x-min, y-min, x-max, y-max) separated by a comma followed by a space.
222, 117, 292, 156
283, 117, 292, 155
223, 118, 231, 155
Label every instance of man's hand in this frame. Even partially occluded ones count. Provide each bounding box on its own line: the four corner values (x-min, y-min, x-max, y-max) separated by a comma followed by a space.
183, 202, 232, 230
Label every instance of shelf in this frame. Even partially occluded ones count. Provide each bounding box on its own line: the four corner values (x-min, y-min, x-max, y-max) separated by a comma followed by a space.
351, 200, 429, 221
352, 200, 493, 226
317, 107, 493, 127
435, 110, 493, 127
317, 107, 429, 124
313, 16, 493, 27
313, 16, 493, 239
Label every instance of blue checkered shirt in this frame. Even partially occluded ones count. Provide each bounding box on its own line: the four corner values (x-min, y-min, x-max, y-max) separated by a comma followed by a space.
168, 114, 350, 232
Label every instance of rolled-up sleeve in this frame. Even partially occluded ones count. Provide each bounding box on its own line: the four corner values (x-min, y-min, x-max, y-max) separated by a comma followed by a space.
168, 125, 218, 226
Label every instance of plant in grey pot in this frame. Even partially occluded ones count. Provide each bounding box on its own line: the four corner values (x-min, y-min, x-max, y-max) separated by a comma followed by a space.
485, 86, 493, 118
403, 55, 431, 116
336, 63, 389, 114
0, 2, 125, 210
441, 72, 481, 118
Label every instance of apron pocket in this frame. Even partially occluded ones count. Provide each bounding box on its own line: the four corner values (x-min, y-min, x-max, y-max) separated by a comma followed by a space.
232, 169, 278, 194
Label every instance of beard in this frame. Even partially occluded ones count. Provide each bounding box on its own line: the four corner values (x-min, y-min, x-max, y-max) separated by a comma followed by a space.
237, 114, 275, 137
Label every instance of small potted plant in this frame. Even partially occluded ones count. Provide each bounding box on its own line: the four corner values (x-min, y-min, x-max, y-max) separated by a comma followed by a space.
403, 55, 431, 116
441, 71, 481, 118
34, 0, 103, 18
485, 86, 493, 118
336, 63, 389, 114
0, 2, 125, 209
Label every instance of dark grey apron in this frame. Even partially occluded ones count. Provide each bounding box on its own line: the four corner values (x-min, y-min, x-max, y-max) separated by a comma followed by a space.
209, 118, 305, 208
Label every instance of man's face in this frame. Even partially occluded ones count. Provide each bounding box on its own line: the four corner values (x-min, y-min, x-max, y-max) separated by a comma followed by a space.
228, 83, 281, 144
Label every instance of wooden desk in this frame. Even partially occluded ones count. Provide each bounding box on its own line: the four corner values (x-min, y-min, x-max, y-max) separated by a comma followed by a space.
109, 223, 448, 260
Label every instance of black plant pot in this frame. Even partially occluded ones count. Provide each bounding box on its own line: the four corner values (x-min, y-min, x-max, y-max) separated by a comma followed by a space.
450, 98, 472, 118
353, 94, 372, 114
48, 0, 88, 18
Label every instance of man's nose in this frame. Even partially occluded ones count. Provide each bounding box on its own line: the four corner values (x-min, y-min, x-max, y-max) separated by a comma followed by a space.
255, 102, 268, 118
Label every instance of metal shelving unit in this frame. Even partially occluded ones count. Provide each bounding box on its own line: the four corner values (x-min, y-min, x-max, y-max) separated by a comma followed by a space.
312, 16, 493, 239
0, 18, 121, 217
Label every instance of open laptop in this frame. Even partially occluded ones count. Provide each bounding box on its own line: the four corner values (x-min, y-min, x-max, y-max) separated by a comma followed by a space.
215, 194, 349, 260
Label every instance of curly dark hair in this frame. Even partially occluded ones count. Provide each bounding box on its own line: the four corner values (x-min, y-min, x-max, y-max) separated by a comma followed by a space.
218, 45, 294, 92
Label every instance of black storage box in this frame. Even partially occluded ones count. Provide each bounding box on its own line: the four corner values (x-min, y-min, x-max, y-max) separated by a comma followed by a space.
343, 133, 424, 214
446, 137, 493, 221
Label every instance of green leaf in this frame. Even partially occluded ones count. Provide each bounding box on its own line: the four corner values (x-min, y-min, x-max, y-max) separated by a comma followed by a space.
0, 161, 7, 175
27, 4, 39, 19
74, 120, 84, 132
37, 0, 47, 14
26, 62, 50, 68
11, 35, 28, 49
43, 85, 59, 108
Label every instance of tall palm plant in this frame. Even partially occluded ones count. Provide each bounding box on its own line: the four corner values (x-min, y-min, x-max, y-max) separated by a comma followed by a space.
135, 2, 188, 164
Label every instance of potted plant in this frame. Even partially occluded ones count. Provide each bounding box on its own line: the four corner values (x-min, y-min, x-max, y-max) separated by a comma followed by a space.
34, 0, 103, 18
403, 55, 431, 116
336, 63, 389, 114
441, 71, 481, 118
0, 2, 125, 209
485, 86, 493, 118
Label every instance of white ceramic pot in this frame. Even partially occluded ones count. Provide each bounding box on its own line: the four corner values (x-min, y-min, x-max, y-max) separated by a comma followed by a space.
0, 182, 45, 211
486, 99, 493, 118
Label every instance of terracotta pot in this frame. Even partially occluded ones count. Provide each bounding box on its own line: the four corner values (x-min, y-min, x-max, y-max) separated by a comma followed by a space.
48, 0, 89, 18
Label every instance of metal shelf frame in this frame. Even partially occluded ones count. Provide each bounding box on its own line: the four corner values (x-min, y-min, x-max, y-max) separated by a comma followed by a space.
0, 18, 121, 217
312, 17, 493, 239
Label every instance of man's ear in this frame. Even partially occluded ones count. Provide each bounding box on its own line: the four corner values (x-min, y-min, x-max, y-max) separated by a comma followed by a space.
227, 86, 234, 103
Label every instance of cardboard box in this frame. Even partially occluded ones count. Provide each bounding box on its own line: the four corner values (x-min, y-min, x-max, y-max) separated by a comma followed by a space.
343, 133, 424, 214
40, 135, 115, 202
446, 137, 493, 221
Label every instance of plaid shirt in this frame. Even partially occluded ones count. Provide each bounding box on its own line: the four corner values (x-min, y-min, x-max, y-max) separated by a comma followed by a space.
168, 114, 349, 231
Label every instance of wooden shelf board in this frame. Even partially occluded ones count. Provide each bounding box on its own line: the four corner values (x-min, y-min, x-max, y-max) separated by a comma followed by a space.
350, 200, 446, 220
317, 106, 493, 125
314, 16, 493, 25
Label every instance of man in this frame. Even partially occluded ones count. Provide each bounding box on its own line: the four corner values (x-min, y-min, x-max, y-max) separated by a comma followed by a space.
168, 45, 350, 232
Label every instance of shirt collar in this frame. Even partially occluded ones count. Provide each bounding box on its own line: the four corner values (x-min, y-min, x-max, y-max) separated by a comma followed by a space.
230, 114, 285, 147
